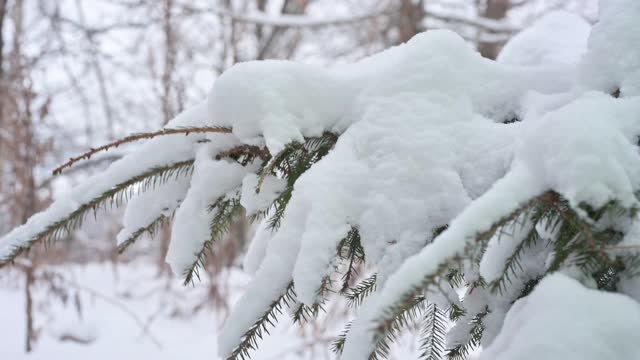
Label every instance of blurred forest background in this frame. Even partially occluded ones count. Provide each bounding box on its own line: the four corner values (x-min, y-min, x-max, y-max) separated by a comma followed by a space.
0, 0, 598, 359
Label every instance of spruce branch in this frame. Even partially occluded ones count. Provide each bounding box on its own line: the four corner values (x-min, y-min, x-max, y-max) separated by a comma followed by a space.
445, 308, 488, 360
0, 160, 195, 268
331, 321, 352, 355
419, 304, 447, 360
372, 294, 426, 360
183, 192, 242, 286
266, 132, 338, 229
117, 213, 171, 254
339, 227, 365, 293
226, 282, 297, 360
53, 126, 232, 175
489, 209, 545, 293
368, 191, 556, 360
345, 274, 377, 308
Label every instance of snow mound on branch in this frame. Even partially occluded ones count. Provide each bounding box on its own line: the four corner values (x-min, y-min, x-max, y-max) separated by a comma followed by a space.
343, 92, 640, 359
240, 174, 286, 216
497, 11, 590, 66
579, 0, 640, 96
480, 274, 640, 360
166, 143, 257, 276
208, 30, 574, 156
517, 93, 640, 209
117, 178, 190, 246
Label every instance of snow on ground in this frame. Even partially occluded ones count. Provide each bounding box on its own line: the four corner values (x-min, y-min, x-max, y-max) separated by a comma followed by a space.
0, 261, 422, 360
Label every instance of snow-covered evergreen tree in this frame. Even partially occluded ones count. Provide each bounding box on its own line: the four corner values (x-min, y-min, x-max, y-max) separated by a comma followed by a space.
2, 1, 640, 359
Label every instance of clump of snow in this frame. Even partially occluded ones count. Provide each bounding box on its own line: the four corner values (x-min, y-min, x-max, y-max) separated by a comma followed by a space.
497, 11, 590, 67
166, 144, 257, 276
117, 179, 190, 246
480, 274, 640, 360
578, 0, 640, 96
208, 60, 356, 154
517, 93, 640, 209
242, 219, 273, 275
240, 174, 286, 216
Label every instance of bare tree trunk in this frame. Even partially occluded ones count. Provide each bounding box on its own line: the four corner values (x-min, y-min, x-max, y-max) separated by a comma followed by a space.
24, 264, 35, 353
478, 0, 510, 59
396, 0, 425, 44
158, 0, 177, 273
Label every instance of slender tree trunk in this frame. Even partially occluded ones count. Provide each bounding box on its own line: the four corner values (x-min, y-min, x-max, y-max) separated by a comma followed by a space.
24, 264, 35, 353
158, 0, 177, 273
478, 0, 510, 59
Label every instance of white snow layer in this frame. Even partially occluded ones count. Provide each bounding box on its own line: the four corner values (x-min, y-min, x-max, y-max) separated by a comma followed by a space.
479, 274, 640, 360
116, 178, 190, 246
166, 143, 257, 276
2, 1, 640, 359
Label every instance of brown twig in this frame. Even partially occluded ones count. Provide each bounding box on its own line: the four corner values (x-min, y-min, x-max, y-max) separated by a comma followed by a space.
52, 126, 232, 175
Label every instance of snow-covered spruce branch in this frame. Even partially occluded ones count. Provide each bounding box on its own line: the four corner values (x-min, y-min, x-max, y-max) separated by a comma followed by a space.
372, 295, 427, 360
53, 126, 232, 175
331, 322, 352, 355
0, 159, 195, 267
117, 213, 170, 254
339, 227, 366, 293
366, 191, 557, 359
419, 304, 447, 360
445, 307, 488, 360
226, 282, 297, 360
345, 274, 377, 308
182, 192, 243, 286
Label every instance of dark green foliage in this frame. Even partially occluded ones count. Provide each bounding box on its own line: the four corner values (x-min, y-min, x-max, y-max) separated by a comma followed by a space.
257, 132, 337, 229
291, 301, 324, 325
339, 227, 366, 293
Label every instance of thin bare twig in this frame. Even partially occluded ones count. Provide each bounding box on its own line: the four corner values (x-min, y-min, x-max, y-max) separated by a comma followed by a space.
52, 126, 232, 175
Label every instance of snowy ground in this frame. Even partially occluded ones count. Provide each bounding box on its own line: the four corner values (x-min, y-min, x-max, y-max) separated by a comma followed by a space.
0, 261, 422, 359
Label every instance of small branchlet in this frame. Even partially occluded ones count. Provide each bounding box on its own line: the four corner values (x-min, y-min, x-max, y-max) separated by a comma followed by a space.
53, 126, 232, 175
419, 303, 447, 360
183, 192, 242, 286
345, 274, 377, 308
0, 160, 195, 267
226, 282, 297, 360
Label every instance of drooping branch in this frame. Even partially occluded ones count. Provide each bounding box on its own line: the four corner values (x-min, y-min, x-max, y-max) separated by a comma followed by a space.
369, 191, 558, 359
0, 160, 195, 267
